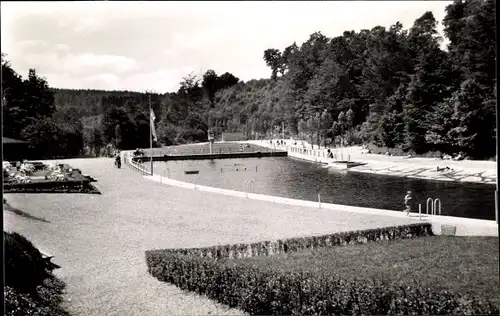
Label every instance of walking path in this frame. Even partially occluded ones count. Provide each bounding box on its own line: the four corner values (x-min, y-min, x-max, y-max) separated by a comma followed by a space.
4, 157, 420, 316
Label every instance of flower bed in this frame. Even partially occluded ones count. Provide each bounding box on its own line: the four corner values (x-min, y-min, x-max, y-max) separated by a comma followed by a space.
146, 224, 499, 315
3, 180, 101, 194
3, 161, 101, 194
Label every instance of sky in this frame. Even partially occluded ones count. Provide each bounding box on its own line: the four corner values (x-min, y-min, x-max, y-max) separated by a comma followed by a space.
1, 1, 452, 94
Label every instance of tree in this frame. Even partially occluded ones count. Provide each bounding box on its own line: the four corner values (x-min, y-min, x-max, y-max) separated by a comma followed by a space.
178, 72, 202, 99
24, 69, 56, 120
443, 0, 496, 88
337, 111, 347, 143
297, 118, 307, 139
217, 72, 239, 89
403, 11, 457, 153
103, 105, 136, 149
320, 109, 333, 146
446, 79, 495, 158
202, 70, 240, 108
202, 69, 219, 107
3, 2, 496, 159
20, 118, 61, 159
114, 125, 122, 148
2, 54, 28, 138
331, 121, 340, 141
263, 48, 283, 81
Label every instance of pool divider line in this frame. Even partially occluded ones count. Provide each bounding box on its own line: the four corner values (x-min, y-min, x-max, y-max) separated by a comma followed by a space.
124, 151, 498, 236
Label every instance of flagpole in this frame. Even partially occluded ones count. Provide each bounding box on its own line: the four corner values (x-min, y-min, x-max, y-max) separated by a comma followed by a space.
149, 93, 153, 176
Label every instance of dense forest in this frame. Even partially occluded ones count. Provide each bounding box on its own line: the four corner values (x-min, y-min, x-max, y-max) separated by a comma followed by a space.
2, 0, 496, 159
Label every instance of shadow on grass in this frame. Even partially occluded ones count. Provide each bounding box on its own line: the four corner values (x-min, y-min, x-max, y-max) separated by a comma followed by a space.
4, 201, 51, 223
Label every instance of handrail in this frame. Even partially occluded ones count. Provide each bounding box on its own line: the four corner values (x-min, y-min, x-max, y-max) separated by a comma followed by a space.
426, 198, 433, 215
426, 197, 442, 216
433, 198, 441, 216
244, 180, 255, 198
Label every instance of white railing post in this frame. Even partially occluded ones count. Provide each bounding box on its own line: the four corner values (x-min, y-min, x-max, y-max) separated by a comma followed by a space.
419, 204, 422, 221
318, 193, 321, 209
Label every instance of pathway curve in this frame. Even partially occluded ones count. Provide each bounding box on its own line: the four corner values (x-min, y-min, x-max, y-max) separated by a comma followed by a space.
4, 158, 418, 316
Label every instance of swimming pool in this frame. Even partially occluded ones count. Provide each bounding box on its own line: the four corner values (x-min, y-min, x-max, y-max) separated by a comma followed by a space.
147, 157, 495, 220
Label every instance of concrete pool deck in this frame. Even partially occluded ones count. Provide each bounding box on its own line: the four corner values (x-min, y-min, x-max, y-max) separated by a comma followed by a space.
4, 157, 428, 316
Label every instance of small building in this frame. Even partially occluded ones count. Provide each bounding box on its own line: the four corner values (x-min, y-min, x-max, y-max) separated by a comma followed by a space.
2, 137, 29, 161
221, 132, 245, 142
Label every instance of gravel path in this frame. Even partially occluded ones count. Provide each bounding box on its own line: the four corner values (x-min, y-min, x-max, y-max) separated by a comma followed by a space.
4, 157, 419, 316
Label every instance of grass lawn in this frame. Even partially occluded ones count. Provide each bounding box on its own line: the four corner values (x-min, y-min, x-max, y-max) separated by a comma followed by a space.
231, 236, 500, 305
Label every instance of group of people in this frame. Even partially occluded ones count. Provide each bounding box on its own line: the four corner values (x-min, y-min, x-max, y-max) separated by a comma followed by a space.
270, 139, 286, 147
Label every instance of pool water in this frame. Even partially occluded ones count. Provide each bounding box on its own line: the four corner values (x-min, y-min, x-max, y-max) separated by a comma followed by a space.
148, 157, 495, 220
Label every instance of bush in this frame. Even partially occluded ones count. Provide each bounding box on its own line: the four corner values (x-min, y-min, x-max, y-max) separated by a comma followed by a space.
152, 223, 434, 261
4, 231, 70, 316
145, 224, 499, 315
5, 276, 70, 316
4, 232, 50, 293
146, 251, 498, 315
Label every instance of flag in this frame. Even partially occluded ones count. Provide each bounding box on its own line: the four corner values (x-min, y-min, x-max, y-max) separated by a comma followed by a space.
150, 108, 157, 141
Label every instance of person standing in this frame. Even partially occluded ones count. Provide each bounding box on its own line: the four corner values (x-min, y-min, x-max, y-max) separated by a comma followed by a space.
404, 191, 413, 215
115, 152, 121, 168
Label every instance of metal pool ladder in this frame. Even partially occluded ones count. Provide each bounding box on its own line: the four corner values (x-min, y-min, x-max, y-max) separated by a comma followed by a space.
244, 180, 255, 198
426, 197, 442, 216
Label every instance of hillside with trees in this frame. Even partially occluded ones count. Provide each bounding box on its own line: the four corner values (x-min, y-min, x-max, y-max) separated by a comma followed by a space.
2, 0, 496, 159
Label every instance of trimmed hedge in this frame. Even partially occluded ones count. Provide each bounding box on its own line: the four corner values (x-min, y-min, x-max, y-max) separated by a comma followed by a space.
151, 223, 434, 261
146, 252, 498, 315
4, 231, 70, 316
146, 224, 499, 315
4, 232, 50, 292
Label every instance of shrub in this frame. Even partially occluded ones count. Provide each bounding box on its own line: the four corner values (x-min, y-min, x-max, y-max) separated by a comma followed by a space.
5, 276, 70, 316
152, 223, 434, 261
146, 251, 498, 315
4, 232, 50, 293
145, 224, 498, 315
4, 231, 70, 316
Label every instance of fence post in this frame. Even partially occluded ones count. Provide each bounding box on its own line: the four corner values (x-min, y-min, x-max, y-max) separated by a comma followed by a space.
318, 193, 321, 209
419, 204, 421, 221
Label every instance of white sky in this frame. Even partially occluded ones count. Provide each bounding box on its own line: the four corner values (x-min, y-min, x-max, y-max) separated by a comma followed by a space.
1, 1, 452, 93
